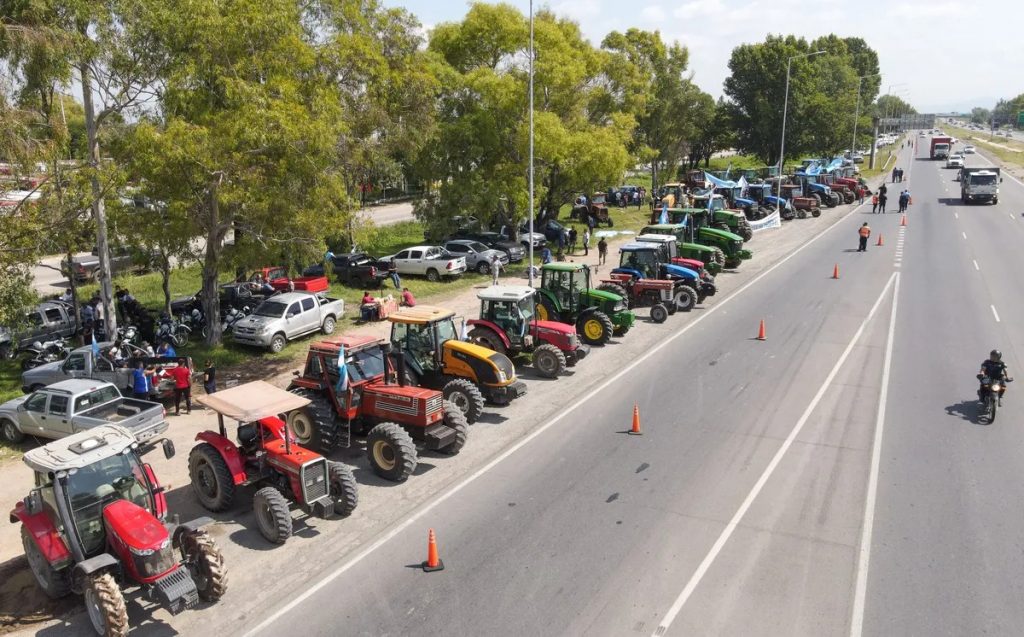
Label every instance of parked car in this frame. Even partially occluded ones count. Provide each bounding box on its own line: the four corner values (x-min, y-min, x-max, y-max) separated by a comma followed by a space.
0, 379, 168, 444
381, 246, 467, 282
231, 291, 344, 353
171, 282, 269, 317
0, 300, 79, 360
443, 240, 510, 274
21, 343, 189, 397
302, 252, 390, 288
539, 219, 568, 243
62, 245, 153, 283
963, 145, 976, 154
450, 230, 526, 262
497, 224, 547, 250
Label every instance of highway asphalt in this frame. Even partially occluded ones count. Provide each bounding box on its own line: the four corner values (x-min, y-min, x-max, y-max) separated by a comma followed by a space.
237, 139, 1024, 637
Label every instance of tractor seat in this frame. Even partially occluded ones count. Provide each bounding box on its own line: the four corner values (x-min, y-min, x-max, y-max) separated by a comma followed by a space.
94, 483, 116, 501
237, 423, 258, 450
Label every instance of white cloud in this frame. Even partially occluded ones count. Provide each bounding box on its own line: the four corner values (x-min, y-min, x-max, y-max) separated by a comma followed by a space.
640, 4, 666, 22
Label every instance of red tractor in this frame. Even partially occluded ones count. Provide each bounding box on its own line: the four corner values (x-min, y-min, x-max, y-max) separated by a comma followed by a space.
467, 285, 590, 378
11, 425, 226, 637
286, 335, 468, 482
188, 381, 359, 544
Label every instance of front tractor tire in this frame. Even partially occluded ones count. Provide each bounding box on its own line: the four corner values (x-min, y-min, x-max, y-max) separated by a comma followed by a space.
532, 343, 567, 378
442, 378, 485, 424
180, 530, 228, 602
440, 400, 469, 454
673, 286, 697, 312
188, 444, 235, 512
577, 311, 614, 346
84, 572, 128, 637
21, 527, 70, 599
650, 303, 669, 323
366, 422, 418, 482
286, 388, 339, 451
468, 326, 508, 357
253, 487, 292, 545
328, 462, 359, 517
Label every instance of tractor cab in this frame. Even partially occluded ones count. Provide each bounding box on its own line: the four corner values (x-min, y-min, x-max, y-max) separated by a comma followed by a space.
536, 263, 635, 345
618, 244, 663, 279
689, 192, 727, 212
477, 287, 535, 344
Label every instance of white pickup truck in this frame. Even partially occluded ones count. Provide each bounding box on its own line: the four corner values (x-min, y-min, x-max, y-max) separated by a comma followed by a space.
0, 379, 168, 444
382, 245, 467, 282
231, 291, 344, 352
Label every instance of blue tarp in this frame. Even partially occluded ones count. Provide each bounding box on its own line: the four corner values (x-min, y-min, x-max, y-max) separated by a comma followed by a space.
704, 171, 738, 189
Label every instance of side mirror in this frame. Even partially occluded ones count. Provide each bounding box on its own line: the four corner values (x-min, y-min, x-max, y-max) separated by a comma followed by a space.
24, 490, 42, 516
161, 438, 176, 460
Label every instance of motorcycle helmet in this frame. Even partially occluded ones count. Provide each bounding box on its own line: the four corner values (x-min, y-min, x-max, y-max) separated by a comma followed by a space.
990, 349, 1002, 362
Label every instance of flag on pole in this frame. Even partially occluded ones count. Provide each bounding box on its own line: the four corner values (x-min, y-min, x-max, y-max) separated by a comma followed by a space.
460, 320, 469, 342
738, 175, 749, 198
335, 342, 348, 393
724, 162, 732, 179
659, 201, 669, 225
91, 331, 100, 358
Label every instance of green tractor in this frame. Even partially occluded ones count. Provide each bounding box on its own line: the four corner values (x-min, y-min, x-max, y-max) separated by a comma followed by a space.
688, 194, 754, 241
535, 262, 635, 345
640, 223, 725, 274
665, 208, 752, 270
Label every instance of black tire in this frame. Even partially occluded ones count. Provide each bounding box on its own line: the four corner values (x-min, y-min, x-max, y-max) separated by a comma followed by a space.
175, 327, 191, 348
253, 486, 292, 545
673, 286, 697, 312
442, 378, 485, 424
798, 209, 808, 220
476, 261, 490, 275
84, 572, 128, 637
286, 388, 339, 451
710, 247, 726, 268
713, 222, 730, 232
739, 223, 753, 242
269, 333, 287, 354
725, 258, 742, 269
811, 208, 821, 218
328, 462, 359, 516
665, 301, 677, 315
535, 297, 559, 323
425, 268, 440, 282
440, 400, 469, 454
21, 527, 70, 599
188, 443, 235, 512
532, 343, 566, 378
986, 395, 997, 423
650, 303, 669, 323
321, 315, 336, 335
366, 422, 418, 481
829, 193, 840, 207
468, 326, 508, 357
180, 530, 228, 602
20, 357, 39, 371
577, 311, 613, 345
2, 418, 25, 444
0, 343, 11, 360
597, 283, 629, 306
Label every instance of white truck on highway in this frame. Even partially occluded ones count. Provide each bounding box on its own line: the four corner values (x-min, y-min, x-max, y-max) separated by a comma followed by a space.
0, 379, 168, 444
960, 166, 1001, 204
231, 291, 344, 353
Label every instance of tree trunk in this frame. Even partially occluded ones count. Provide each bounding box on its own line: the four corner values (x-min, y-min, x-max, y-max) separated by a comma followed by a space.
160, 253, 172, 317
201, 177, 228, 347
79, 60, 117, 340
65, 247, 82, 346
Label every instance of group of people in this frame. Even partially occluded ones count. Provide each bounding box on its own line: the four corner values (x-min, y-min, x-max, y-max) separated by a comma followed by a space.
359, 288, 417, 322
540, 233, 607, 265
130, 358, 216, 415
891, 167, 906, 183
870, 182, 911, 215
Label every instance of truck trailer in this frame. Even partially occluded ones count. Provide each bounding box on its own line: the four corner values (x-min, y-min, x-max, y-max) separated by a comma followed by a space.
930, 136, 953, 160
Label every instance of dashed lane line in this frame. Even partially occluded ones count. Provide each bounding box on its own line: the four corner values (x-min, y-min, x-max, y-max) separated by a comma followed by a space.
992, 305, 1001, 323
974, 260, 980, 271
962, 231, 967, 240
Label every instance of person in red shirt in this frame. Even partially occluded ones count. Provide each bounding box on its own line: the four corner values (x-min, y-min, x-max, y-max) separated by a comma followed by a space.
170, 359, 193, 415
401, 287, 416, 307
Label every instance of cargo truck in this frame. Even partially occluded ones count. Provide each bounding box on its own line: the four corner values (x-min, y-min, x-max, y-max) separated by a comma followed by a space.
930, 136, 953, 160
960, 166, 1001, 204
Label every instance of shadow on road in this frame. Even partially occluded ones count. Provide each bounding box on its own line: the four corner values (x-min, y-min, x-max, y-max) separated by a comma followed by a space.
945, 399, 982, 424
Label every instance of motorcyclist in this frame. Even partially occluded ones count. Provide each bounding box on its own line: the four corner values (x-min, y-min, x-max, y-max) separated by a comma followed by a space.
978, 349, 1013, 403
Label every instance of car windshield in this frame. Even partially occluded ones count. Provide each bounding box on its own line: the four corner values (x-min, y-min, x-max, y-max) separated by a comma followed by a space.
972, 174, 997, 185
254, 301, 288, 317
63, 452, 152, 556
517, 297, 534, 321
621, 250, 659, 277
436, 317, 459, 345
466, 242, 489, 253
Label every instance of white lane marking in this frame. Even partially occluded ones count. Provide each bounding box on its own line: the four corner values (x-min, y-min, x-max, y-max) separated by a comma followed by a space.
973, 260, 980, 271
954, 212, 959, 219
246, 197, 876, 637
962, 232, 967, 240
992, 305, 1001, 322
849, 273, 901, 637
652, 272, 899, 637
1011, 213, 1016, 221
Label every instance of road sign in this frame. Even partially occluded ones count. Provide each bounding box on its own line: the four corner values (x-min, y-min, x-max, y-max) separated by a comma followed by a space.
1018, 110, 1024, 127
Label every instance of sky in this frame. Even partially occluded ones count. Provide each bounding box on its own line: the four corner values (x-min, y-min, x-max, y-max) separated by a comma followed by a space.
384, 0, 1024, 113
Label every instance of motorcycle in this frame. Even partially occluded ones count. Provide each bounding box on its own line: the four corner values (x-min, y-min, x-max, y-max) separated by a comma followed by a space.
220, 306, 248, 335
19, 337, 71, 371
117, 324, 139, 347
156, 315, 192, 348
978, 376, 1013, 423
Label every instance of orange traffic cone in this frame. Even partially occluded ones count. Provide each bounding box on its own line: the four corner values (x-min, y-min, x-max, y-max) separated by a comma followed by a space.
832, 263, 840, 279
757, 319, 767, 341
876, 234, 884, 246
900, 215, 907, 227
422, 528, 444, 572
629, 403, 642, 435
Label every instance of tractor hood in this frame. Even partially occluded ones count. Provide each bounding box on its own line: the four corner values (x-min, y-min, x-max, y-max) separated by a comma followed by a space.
671, 257, 704, 272
699, 227, 743, 242
734, 197, 756, 207
583, 288, 623, 303
679, 242, 713, 255
103, 499, 169, 552
532, 319, 575, 337
663, 263, 698, 280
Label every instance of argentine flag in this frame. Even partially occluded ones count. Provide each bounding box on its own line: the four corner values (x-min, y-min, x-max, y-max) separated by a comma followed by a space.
91, 330, 100, 357
659, 201, 669, 225
335, 343, 348, 393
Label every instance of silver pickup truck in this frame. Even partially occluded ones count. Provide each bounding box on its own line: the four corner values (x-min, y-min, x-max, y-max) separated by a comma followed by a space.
231, 291, 344, 353
21, 342, 189, 398
0, 379, 168, 444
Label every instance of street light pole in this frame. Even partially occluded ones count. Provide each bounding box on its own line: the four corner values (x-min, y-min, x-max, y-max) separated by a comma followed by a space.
776, 50, 825, 216
527, 0, 535, 287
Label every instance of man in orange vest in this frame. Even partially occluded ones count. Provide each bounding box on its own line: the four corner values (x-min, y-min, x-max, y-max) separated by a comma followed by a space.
858, 222, 871, 252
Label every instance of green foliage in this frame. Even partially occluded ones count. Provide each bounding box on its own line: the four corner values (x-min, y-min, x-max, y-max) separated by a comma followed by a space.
970, 107, 992, 126
875, 94, 917, 118
992, 94, 1024, 129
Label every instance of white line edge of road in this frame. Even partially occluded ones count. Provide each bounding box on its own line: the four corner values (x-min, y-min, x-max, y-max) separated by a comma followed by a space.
243, 197, 874, 637
973, 148, 1024, 189
973, 260, 980, 271
991, 305, 1001, 323
653, 271, 899, 637
849, 272, 901, 637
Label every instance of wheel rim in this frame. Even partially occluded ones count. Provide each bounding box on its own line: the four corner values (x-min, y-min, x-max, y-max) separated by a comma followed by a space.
535, 352, 557, 375
3, 422, 16, 442
196, 462, 218, 500
85, 586, 107, 634
324, 318, 335, 332
290, 412, 313, 444
535, 304, 549, 320
272, 337, 284, 352
372, 440, 396, 471
583, 319, 604, 340
256, 499, 274, 532
479, 263, 490, 274
448, 391, 470, 412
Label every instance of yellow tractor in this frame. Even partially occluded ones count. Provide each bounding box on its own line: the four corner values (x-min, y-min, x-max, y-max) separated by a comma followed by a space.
388, 305, 527, 423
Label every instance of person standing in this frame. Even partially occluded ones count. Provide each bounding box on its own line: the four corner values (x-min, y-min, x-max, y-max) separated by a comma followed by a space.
568, 227, 577, 254
171, 359, 192, 415
598, 237, 608, 264
878, 191, 888, 213
203, 360, 216, 395
892, 167, 898, 183
130, 362, 150, 400
871, 193, 879, 213
388, 258, 401, 289
541, 246, 553, 265
858, 222, 871, 252
490, 253, 502, 286
582, 228, 591, 256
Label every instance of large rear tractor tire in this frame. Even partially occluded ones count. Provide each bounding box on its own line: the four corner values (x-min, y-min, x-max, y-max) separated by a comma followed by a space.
366, 422, 417, 481
713, 222, 730, 232
188, 443, 235, 512
739, 222, 753, 242
597, 283, 629, 306
673, 286, 697, 312
180, 530, 228, 602
650, 303, 669, 323
577, 311, 614, 346
286, 388, 339, 451
328, 462, 359, 516
532, 343, 566, 378
440, 400, 469, 454
84, 572, 128, 637
21, 527, 70, 599
442, 378, 485, 424
468, 327, 508, 357
710, 247, 726, 269
253, 487, 292, 545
